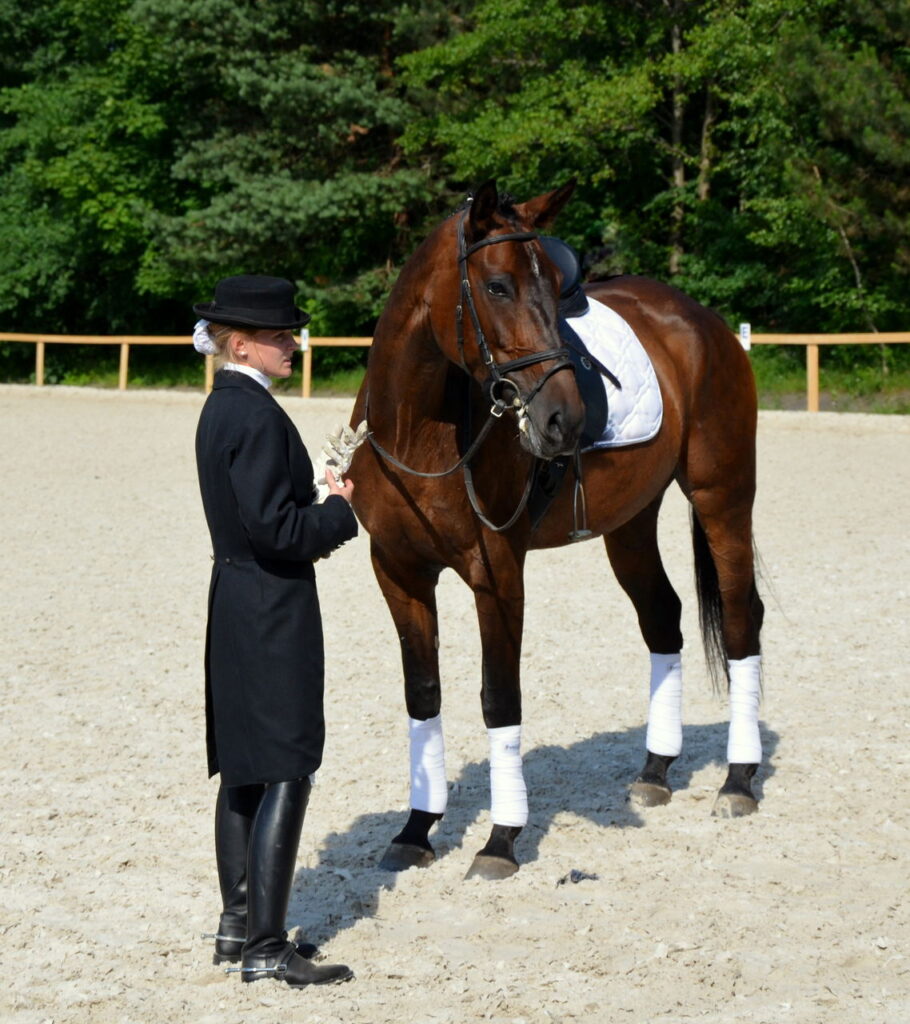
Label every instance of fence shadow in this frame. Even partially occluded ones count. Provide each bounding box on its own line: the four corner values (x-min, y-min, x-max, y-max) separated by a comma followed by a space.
288, 720, 779, 948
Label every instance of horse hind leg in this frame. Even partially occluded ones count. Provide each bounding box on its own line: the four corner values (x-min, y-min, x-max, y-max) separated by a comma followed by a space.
604, 495, 686, 807
689, 493, 765, 818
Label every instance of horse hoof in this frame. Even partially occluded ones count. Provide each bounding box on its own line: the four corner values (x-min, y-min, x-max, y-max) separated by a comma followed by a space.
711, 792, 759, 818
628, 781, 672, 807
464, 854, 519, 881
378, 842, 435, 871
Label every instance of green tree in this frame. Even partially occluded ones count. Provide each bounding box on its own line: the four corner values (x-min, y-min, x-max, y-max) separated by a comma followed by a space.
729, 0, 910, 335
0, 0, 186, 333
0, 1, 468, 344
133, 0, 468, 337
1, 0, 908, 376
400, 0, 910, 335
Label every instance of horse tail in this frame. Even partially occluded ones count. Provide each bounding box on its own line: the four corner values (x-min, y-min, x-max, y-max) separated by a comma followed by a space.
690, 509, 728, 695
691, 511, 767, 695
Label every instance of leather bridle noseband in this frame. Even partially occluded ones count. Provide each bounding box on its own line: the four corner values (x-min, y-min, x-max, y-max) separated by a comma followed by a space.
367, 210, 577, 531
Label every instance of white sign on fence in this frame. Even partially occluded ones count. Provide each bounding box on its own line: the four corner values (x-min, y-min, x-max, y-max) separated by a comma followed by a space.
739, 322, 751, 351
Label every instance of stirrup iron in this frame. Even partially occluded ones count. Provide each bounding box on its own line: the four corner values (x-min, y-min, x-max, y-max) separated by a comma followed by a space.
568, 450, 593, 542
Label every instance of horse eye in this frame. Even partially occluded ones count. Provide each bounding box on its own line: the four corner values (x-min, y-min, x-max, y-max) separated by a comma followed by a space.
487, 280, 510, 298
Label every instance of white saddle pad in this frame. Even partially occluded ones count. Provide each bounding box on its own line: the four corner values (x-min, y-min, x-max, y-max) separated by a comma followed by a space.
566, 297, 663, 449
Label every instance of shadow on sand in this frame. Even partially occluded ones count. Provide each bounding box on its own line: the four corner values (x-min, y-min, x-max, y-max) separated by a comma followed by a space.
288, 720, 779, 947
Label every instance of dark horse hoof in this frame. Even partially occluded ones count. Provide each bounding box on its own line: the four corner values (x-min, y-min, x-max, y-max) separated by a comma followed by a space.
628, 752, 676, 807
712, 763, 759, 817
378, 841, 436, 871
712, 792, 758, 818
628, 780, 672, 807
464, 854, 519, 881
464, 824, 522, 879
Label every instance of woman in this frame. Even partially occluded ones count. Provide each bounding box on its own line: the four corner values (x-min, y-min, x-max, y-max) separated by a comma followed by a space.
193, 275, 357, 987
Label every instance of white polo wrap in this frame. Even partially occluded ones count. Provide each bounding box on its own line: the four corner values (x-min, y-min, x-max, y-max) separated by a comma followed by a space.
408, 714, 448, 815
727, 655, 763, 764
646, 652, 684, 757
488, 724, 528, 827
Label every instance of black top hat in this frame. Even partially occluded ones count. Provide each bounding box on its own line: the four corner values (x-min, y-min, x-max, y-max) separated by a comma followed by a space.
193, 275, 311, 330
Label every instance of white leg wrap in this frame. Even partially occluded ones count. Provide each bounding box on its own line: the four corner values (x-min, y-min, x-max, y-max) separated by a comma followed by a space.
646, 652, 683, 757
726, 655, 762, 764
409, 714, 448, 815
488, 725, 528, 827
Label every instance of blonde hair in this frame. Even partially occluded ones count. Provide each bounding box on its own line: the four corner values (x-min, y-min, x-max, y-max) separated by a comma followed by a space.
206, 322, 251, 370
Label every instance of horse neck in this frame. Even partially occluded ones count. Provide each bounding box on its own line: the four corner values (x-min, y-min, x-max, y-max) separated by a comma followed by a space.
367, 230, 459, 437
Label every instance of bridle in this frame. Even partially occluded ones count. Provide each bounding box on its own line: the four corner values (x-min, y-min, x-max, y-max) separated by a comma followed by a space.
367, 210, 577, 531
453, 213, 574, 412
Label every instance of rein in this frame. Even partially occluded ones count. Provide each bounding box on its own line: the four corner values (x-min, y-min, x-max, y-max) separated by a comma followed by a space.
367, 211, 576, 531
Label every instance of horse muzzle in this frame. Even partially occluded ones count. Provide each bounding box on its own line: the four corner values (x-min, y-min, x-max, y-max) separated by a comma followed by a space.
484, 345, 585, 461
519, 396, 584, 459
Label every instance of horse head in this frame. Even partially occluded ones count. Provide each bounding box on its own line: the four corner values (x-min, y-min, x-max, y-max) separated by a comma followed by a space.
429, 179, 586, 461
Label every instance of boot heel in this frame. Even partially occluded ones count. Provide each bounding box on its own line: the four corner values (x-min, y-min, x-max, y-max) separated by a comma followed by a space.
202, 930, 244, 965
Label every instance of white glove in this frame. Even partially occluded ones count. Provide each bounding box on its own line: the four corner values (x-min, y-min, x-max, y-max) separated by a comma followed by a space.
315, 420, 368, 487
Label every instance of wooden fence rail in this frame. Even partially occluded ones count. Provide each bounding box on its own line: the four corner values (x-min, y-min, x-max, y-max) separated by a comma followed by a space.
746, 331, 910, 412
2, 330, 908, 410
0, 331, 372, 398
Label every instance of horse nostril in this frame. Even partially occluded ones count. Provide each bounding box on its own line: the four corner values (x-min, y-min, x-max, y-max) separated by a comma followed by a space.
547, 409, 565, 444
544, 402, 584, 452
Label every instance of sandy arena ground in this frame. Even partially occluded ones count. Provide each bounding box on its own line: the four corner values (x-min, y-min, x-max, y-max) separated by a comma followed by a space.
1, 384, 908, 1024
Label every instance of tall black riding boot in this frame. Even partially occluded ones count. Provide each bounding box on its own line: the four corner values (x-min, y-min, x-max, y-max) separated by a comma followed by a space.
211, 782, 261, 964
211, 782, 317, 964
240, 778, 352, 987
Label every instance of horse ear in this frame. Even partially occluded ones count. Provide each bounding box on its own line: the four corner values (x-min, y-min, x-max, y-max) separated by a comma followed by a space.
466, 180, 500, 243
514, 179, 577, 229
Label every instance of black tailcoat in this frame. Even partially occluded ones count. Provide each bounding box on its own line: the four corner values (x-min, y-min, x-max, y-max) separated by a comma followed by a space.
195, 370, 358, 786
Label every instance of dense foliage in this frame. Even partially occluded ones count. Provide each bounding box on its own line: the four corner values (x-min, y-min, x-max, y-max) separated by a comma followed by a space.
1, 0, 908, 379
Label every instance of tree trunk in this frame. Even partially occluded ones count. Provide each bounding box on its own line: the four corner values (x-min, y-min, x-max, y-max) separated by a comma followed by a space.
811, 164, 883, 370
668, 2, 685, 277
697, 89, 716, 202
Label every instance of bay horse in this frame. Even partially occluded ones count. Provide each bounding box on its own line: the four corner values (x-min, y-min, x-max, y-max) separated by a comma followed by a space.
347, 180, 764, 880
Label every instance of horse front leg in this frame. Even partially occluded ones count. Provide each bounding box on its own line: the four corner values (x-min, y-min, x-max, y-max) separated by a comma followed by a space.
370, 544, 448, 871
462, 541, 528, 881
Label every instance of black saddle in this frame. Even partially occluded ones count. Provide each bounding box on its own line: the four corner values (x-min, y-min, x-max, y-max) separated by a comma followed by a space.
540, 236, 588, 318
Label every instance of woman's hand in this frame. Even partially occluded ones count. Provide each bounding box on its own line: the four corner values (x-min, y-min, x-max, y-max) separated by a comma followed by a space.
325, 468, 354, 503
